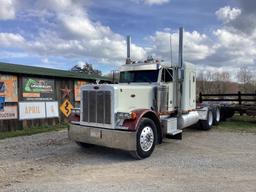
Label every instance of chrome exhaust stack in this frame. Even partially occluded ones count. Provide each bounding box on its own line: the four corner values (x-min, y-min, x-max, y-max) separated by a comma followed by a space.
178, 27, 183, 68
177, 27, 184, 117
126, 36, 131, 64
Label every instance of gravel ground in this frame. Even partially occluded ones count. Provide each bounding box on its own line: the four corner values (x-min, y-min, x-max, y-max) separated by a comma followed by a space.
0, 128, 256, 192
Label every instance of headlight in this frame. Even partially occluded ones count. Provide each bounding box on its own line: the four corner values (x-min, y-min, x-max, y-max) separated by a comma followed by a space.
116, 112, 131, 119
116, 112, 136, 120
71, 108, 80, 115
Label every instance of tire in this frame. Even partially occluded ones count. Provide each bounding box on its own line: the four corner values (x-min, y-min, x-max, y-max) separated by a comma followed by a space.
225, 109, 235, 119
76, 141, 94, 148
199, 109, 214, 130
213, 107, 221, 125
220, 107, 227, 121
130, 118, 157, 160
220, 107, 235, 121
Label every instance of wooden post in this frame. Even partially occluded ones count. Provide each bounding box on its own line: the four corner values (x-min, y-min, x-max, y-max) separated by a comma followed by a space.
255, 90, 256, 103
238, 91, 241, 105
199, 92, 202, 103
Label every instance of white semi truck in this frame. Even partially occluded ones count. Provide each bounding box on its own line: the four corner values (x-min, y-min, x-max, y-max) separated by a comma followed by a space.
69, 28, 220, 159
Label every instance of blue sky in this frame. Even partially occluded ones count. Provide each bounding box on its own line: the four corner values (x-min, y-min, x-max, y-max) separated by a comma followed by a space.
0, 0, 255, 75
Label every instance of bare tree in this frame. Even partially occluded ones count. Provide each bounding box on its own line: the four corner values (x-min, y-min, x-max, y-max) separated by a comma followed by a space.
104, 70, 120, 83
236, 64, 253, 93
211, 71, 231, 94
197, 70, 232, 98
71, 62, 102, 76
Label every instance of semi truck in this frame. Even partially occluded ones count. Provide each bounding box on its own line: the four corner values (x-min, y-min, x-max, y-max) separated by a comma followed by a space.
68, 28, 221, 159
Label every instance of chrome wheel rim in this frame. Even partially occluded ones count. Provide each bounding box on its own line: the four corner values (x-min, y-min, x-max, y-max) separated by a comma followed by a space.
208, 111, 213, 126
140, 126, 154, 152
216, 108, 220, 122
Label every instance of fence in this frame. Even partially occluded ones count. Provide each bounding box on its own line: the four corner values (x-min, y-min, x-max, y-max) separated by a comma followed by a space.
199, 91, 256, 105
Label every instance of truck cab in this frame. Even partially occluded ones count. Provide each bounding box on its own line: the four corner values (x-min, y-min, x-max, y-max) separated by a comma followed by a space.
118, 60, 196, 113
68, 28, 217, 159
68, 60, 202, 159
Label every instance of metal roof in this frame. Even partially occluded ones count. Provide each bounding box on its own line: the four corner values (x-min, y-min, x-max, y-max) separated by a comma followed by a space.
0, 62, 110, 81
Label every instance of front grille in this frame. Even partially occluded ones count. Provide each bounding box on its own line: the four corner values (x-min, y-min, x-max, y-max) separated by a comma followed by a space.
82, 90, 111, 125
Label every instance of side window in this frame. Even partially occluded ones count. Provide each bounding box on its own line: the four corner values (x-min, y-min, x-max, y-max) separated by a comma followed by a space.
161, 68, 173, 82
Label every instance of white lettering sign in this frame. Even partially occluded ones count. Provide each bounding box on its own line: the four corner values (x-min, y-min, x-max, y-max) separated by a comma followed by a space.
19, 102, 46, 120
46, 102, 59, 118
0, 106, 18, 120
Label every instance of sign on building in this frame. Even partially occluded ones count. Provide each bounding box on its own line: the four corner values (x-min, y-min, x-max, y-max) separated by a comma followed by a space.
19, 101, 60, 120
0, 74, 18, 102
46, 101, 59, 118
74, 80, 87, 101
22, 77, 55, 101
0, 106, 18, 120
19, 102, 46, 120
60, 99, 73, 117
0, 96, 4, 111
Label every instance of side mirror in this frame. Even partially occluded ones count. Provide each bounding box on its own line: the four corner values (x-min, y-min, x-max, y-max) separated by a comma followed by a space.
178, 69, 184, 81
112, 70, 120, 83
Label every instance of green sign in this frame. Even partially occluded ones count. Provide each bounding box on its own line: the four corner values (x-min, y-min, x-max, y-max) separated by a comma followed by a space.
24, 78, 53, 93
22, 77, 55, 101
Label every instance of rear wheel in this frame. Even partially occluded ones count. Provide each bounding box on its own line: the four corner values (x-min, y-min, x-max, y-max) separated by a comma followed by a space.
225, 109, 235, 119
220, 107, 235, 121
130, 118, 157, 160
213, 107, 221, 125
199, 109, 214, 130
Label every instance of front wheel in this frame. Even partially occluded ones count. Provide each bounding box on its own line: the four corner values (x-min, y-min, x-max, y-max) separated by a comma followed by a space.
130, 118, 157, 160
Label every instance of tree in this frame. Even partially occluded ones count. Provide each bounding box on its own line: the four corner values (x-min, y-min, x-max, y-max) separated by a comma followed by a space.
211, 71, 231, 94
104, 70, 120, 83
196, 70, 233, 96
71, 62, 102, 76
236, 64, 254, 93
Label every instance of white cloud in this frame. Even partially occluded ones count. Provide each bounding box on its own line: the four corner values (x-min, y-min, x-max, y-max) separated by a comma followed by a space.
144, 0, 169, 5
0, 0, 255, 75
130, 0, 169, 5
0, 0, 146, 65
146, 25, 256, 74
0, 0, 16, 20
212, 28, 256, 66
0, 33, 25, 46
0, 51, 28, 59
216, 6, 241, 23
146, 30, 214, 63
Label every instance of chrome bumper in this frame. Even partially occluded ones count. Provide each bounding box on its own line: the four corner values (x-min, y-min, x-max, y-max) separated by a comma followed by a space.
68, 124, 137, 151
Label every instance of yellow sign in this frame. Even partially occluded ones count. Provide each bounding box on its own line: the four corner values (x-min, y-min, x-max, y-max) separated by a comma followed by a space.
60, 99, 73, 117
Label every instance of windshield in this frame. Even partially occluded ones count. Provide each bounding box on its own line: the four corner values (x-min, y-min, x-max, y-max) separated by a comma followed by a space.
119, 70, 159, 83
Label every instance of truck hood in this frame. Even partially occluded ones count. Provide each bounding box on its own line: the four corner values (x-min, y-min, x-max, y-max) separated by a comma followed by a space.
81, 84, 157, 113
112, 84, 157, 112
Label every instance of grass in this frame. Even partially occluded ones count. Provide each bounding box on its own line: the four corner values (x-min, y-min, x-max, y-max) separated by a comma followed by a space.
216, 114, 256, 133
0, 123, 69, 140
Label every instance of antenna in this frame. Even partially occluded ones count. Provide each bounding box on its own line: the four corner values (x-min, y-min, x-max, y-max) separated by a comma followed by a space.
170, 34, 173, 66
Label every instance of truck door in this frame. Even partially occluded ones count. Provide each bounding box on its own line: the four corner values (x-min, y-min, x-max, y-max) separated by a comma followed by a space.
161, 68, 174, 111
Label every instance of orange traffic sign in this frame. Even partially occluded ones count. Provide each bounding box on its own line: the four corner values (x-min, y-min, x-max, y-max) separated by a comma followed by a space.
60, 99, 73, 117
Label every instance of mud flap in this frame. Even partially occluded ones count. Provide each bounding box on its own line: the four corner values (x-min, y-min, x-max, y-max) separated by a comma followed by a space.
166, 132, 182, 140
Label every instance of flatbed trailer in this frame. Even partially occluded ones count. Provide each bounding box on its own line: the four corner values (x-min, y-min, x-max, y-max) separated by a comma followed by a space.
199, 92, 256, 119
